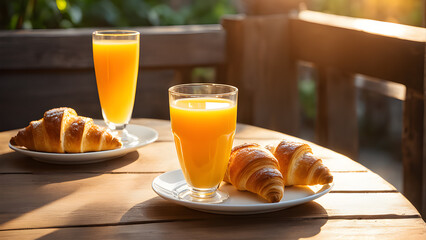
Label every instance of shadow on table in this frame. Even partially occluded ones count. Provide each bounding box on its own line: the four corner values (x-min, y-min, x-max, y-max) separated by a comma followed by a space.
0, 151, 139, 229
30, 196, 328, 239
118, 197, 329, 239
0, 151, 140, 176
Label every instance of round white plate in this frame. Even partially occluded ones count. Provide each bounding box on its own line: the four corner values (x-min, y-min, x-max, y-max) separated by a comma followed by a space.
9, 124, 158, 164
152, 169, 333, 215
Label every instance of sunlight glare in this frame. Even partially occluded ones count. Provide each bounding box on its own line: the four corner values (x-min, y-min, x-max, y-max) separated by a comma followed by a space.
354, 19, 405, 38
299, 10, 426, 43
56, 0, 67, 12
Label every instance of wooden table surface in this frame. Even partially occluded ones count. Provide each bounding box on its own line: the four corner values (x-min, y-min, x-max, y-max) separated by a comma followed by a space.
0, 118, 424, 239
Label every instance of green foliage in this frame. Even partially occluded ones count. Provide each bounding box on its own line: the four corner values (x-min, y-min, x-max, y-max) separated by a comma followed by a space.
2, 0, 421, 29
1, 0, 237, 30
298, 78, 316, 120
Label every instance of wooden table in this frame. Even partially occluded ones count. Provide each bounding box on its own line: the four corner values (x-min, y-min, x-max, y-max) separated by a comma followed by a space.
0, 119, 424, 239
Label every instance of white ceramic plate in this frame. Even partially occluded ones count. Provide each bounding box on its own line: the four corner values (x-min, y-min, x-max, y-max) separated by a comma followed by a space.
9, 124, 158, 164
152, 169, 333, 215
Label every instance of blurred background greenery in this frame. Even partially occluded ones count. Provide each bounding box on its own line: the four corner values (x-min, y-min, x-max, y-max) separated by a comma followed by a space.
0, 0, 422, 30
0, 0, 237, 29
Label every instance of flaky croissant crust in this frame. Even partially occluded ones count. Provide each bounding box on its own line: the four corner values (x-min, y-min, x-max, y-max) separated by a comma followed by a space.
10, 107, 122, 153
224, 143, 284, 203
266, 140, 333, 186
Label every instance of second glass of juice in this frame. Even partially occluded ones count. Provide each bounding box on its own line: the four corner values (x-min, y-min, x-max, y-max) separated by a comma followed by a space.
92, 30, 139, 144
169, 83, 238, 203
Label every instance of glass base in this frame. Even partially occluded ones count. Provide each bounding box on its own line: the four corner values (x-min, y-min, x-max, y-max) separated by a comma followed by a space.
112, 129, 139, 147
176, 185, 229, 204
104, 121, 139, 147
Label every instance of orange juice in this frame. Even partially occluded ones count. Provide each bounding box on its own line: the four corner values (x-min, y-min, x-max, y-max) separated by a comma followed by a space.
170, 98, 237, 189
93, 40, 139, 124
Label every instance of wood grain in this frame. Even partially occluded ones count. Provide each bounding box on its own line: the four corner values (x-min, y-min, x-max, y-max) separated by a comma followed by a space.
222, 14, 299, 135
291, 10, 425, 90
1, 120, 366, 173
0, 119, 423, 238
0, 69, 176, 132
0, 173, 419, 230
330, 172, 396, 192
0, 219, 424, 240
354, 75, 406, 101
403, 88, 425, 216
291, 10, 426, 217
0, 25, 225, 70
316, 66, 358, 160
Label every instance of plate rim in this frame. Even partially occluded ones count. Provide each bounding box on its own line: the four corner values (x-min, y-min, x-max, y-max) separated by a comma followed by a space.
152, 169, 334, 214
8, 124, 159, 164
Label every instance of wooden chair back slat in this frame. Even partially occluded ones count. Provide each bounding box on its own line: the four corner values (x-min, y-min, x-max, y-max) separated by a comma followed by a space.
290, 10, 426, 218
292, 11, 425, 91
315, 67, 358, 160
222, 14, 299, 136
0, 25, 225, 70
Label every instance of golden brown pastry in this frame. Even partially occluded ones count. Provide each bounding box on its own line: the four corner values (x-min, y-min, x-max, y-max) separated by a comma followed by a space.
224, 143, 284, 203
266, 140, 333, 186
10, 107, 122, 153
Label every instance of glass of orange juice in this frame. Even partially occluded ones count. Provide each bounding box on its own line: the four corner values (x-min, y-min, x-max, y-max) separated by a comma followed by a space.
169, 83, 238, 203
92, 30, 139, 145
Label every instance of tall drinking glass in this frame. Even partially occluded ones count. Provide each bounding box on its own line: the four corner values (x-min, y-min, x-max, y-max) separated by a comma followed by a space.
169, 83, 238, 203
92, 30, 139, 145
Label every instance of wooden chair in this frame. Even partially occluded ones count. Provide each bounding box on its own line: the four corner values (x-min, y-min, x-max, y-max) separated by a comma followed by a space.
292, 10, 425, 218
221, 3, 426, 218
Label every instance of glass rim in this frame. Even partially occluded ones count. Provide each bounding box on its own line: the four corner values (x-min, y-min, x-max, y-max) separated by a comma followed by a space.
168, 83, 238, 97
92, 30, 140, 36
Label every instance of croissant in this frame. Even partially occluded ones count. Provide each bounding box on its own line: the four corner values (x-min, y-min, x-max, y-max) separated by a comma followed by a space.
224, 143, 284, 203
266, 140, 333, 186
10, 107, 122, 153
